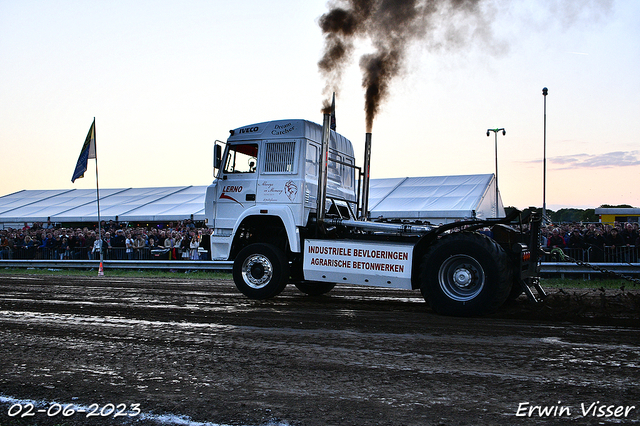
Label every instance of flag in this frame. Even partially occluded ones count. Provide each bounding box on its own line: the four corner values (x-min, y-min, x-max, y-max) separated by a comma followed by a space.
71, 119, 96, 183
330, 92, 336, 131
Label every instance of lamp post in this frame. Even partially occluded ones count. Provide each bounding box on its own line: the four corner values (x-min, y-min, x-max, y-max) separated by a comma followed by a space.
486, 127, 506, 218
542, 87, 548, 222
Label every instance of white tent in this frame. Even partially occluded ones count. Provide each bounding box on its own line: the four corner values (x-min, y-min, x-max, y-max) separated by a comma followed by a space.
368, 174, 504, 224
0, 174, 503, 227
0, 186, 207, 227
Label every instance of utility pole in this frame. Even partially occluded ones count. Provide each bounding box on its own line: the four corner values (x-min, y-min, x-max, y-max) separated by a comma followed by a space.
542, 87, 548, 222
486, 128, 506, 218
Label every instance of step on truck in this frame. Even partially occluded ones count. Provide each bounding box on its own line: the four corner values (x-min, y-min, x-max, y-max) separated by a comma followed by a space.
204, 114, 545, 316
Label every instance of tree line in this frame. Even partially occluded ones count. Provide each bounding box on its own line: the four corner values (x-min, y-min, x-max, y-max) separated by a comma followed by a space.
506, 205, 636, 224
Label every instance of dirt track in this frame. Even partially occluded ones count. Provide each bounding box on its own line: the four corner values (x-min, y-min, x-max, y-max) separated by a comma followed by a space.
0, 274, 639, 426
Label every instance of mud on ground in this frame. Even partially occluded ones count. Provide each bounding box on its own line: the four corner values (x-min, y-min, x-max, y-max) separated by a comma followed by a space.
0, 274, 638, 426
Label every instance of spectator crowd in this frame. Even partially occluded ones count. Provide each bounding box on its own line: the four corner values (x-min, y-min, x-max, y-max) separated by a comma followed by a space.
2, 220, 639, 263
540, 221, 639, 262
0, 220, 212, 261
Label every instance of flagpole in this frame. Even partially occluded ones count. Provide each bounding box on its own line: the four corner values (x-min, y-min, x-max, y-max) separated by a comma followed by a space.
93, 117, 104, 276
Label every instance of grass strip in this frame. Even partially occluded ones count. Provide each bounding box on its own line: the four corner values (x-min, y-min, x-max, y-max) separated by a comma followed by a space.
2, 267, 637, 289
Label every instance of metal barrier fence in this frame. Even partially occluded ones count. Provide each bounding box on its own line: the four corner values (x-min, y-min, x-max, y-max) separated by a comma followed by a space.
540, 246, 639, 263
0, 247, 208, 261
603, 246, 639, 263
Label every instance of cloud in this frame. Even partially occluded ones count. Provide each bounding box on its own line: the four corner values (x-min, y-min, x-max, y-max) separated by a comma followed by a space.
520, 151, 640, 169
550, 151, 640, 169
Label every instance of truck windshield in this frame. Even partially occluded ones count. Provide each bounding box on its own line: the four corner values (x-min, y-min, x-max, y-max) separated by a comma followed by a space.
224, 144, 258, 173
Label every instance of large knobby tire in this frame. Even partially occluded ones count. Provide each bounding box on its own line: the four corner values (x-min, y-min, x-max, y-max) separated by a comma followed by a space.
419, 232, 512, 316
294, 281, 336, 296
233, 243, 289, 300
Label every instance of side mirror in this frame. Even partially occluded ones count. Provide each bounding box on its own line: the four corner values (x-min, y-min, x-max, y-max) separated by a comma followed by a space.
214, 144, 222, 171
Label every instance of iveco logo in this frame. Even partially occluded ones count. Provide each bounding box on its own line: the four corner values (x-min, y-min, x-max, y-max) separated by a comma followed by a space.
238, 127, 259, 134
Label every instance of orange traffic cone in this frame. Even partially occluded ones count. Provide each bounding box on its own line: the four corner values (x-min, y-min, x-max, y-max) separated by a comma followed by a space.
98, 261, 104, 276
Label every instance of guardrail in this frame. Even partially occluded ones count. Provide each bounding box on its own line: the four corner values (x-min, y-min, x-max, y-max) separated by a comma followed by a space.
1, 259, 640, 276
0, 259, 232, 271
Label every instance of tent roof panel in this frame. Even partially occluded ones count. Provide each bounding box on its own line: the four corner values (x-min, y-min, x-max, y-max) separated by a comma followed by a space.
0, 189, 72, 214
368, 174, 501, 222
0, 189, 126, 222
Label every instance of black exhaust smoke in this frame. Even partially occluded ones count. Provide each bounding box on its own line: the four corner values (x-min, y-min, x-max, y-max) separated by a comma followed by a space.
319, 0, 614, 130
318, 0, 486, 131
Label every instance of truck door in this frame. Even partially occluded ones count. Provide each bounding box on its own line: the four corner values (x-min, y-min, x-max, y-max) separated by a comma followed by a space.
214, 143, 258, 230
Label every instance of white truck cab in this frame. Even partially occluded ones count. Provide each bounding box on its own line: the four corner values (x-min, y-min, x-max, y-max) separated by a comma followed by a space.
205, 119, 357, 260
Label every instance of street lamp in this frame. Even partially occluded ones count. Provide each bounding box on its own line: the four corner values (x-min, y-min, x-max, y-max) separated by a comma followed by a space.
486, 128, 506, 218
542, 87, 548, 222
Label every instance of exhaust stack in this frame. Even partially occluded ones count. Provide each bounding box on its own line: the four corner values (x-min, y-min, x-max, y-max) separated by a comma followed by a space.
316, 113, 331, 224
361, 132, 372, 220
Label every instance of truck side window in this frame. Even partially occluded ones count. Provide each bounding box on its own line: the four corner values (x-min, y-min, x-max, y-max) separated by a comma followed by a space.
224, 144, 258, 173
344, 157, 354, 189
306, 143, 318, 177
328, 153, 341, 183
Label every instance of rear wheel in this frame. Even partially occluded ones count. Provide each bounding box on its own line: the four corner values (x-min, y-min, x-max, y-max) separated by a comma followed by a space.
419, 232, 512, 316
294, 281, 336, 296
233, 243, 289, 300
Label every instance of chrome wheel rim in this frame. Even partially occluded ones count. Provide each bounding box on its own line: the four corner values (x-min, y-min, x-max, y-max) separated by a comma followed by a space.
241, 254, 273, 289
438, 254, 485, 302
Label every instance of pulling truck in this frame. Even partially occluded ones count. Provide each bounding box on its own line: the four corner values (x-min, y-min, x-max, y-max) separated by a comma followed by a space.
204, 115, 545, 316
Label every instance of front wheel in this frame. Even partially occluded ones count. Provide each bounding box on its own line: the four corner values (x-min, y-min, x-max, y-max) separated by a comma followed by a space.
419, 232, 512, 316
233, 243, 289, 300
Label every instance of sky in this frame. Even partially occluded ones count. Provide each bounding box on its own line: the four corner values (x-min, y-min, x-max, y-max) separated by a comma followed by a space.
1, 0, 638, 211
